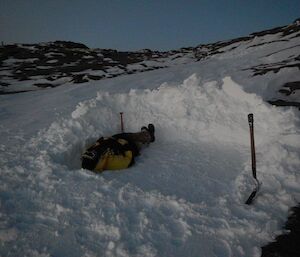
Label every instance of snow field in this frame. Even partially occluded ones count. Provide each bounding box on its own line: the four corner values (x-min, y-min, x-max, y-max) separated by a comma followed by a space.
1, 72, 300, 256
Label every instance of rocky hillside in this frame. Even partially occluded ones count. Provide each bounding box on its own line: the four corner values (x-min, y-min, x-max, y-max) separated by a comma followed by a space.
0, 41, 197, 93
0, 19, 299, 107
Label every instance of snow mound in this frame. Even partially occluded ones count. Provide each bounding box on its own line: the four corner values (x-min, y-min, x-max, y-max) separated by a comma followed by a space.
49, 74, 294, 151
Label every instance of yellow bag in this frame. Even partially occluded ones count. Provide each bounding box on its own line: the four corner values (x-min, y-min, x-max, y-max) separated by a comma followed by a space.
95, 149, 133, 172
81, 137, 134, 172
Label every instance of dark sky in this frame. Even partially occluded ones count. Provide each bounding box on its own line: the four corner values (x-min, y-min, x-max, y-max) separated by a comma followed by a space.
1, 0, 299, 51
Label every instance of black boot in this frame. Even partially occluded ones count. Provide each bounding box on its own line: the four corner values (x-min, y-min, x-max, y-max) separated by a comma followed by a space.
141, 124, 155, 142
147, 124, 155, 142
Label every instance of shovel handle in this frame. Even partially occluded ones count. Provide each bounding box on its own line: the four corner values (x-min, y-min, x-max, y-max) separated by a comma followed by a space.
120, 112, 124, 133
248, 113, 256, 179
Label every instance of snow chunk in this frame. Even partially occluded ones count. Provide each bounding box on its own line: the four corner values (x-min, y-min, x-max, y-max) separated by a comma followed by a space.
0, 228, 18, 242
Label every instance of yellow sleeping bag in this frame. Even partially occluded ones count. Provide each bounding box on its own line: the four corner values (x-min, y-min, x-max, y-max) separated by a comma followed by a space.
95, 149, 133, 172
81, 137, 135, 172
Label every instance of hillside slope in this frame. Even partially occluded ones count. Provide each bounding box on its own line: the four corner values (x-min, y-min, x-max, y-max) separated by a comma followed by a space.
1, 19, 299, 106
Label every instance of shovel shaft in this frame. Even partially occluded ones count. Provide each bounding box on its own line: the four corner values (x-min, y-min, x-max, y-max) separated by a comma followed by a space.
248, 113, 256, 179
120, 112, 124, 133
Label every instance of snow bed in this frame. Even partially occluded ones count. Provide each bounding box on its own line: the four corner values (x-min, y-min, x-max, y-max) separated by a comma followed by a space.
1, 42, 300, 256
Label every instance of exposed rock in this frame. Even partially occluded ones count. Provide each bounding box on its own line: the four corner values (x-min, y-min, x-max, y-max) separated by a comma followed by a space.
72, 74, 89, 83
268, 99, 300, 110
261, 204, 300, 257
245, 55, 300, 76
34, 83, 56, 88
52, 41, 89, 49
0, 82, 10, 87
280, 81, 300, 95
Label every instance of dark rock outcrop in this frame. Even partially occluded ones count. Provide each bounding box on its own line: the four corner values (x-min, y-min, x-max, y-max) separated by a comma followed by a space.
261, 205, 300, 257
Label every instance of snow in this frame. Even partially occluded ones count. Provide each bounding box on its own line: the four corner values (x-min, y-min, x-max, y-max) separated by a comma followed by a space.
1, 33, 300, 256
0, 70, 11, 76
82, 55, 94, 60
45, 52, 65, 57
2, 57, 20, 66
46, 59, 59, 64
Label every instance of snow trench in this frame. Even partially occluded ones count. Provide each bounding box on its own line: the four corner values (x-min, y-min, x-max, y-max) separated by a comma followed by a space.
1, 74, 300, 257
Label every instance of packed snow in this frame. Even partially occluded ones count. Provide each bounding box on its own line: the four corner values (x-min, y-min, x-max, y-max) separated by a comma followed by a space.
1, 31, 300, 256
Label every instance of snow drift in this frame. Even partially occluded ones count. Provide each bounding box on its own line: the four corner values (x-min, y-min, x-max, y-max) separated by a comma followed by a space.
1, 72, 300, 256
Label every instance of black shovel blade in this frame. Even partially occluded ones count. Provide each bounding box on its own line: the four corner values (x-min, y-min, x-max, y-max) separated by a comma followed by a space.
245, 189, 258, 205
